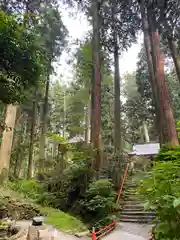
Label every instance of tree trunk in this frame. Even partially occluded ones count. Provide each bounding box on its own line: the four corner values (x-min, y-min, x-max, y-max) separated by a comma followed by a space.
147, 4, 178, 146
15, 151, 25, 179
140, 126, 144, 143
27, 100, 36, 179
167, 36, 180, 83
63, 89, 66, 138
113, 20, 122, 158
0, 104, 17, 184
143, 121, 150, 143
85, 98, 91, 144
114, 51, 122, 155
14, 117, 27, 178
91, 0, 102, 179
163, 20, 180, 84
111, 0, 123, 187
39, 74, 50, 173
139, 0, 163, 144
52, 140, 57, 160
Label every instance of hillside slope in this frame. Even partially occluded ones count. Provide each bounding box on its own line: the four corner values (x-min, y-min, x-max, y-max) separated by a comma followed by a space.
0, 187, 87, 234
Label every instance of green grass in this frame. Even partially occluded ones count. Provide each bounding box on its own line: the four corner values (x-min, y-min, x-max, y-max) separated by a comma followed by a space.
40, 206, 87, 234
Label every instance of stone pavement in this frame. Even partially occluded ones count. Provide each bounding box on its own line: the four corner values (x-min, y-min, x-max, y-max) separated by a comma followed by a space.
103, 222, 151, 240
118, 222, 151, 238
103, 229, 146, 240
15, 220, 84, 240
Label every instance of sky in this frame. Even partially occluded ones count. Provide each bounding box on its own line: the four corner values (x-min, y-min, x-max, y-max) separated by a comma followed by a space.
56, 8, 143, 84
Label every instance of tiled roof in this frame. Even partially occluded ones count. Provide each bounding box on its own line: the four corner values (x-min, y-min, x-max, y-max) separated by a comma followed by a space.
128, 143, 160, 156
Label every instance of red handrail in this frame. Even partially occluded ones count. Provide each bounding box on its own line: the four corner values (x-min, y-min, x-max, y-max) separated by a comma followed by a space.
116, 164, 129, 210
91, 164, 129, 240
95, 221, 115, 235
92, 220, 116, 240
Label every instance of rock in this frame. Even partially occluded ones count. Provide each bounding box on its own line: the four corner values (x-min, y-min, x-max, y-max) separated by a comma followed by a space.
0, 221, 9, 240
0, 196, 41, 220
32, 217, 44, 226
74, 230, 90, 238
0, 218, 10, 240
10, 227, 28, 240
0, 204, 8, 219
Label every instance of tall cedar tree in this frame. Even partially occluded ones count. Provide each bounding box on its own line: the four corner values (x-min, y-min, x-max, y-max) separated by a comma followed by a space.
144, 0, 178, 145
91, 0, 102, 179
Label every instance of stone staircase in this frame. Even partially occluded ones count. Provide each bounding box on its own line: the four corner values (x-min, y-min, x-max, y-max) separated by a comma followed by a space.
118, 181, 155, 224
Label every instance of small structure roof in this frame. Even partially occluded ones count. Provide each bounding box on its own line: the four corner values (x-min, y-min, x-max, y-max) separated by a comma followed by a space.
68, 135, 85, 144
128, 142, 160, 156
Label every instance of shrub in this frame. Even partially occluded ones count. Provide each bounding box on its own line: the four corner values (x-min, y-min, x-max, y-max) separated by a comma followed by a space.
155, 145, 180, 162
41, 148, 93, 211
138, 146, 180, 240
79, 179, 117, 229
36, 146, 117, 229
9, 179, 43, 200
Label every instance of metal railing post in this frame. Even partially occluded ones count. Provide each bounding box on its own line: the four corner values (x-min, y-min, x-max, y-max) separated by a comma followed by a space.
92, 227, 96, 240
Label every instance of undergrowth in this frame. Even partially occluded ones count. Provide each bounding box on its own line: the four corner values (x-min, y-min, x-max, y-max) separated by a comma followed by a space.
138, 145, 180, 240
8, 146, 117, 230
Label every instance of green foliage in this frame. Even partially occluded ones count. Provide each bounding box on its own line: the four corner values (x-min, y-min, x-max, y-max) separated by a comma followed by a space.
46, 133, 70, 147
0, 10, 43, 103
166, 71, 180, 122
0, 185, 87, 233
138, 147, 180, 240
35, 144, 117, 229
40, 146, 93, 210
79, 179, 116, 229
136, 46, 154, 114
177, 120, 180, 139
37, 7, 68, 62
9, 179, 43, 200
155, 145, 180, 162
123, 72, 156, 143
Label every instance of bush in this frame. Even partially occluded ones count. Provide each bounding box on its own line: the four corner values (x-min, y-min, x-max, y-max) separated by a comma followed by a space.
79, 179, 117, 229
9, 179, 43, 200
34, 146, 117, 230
155, 145, 180, 162
41, 149, 93, 211
138, 146, 180, 240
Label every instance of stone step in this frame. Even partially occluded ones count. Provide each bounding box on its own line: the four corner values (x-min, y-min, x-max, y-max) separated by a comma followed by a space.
119, 217, 153, 224
120, 200, 143, 205
122, 196, 143, 201
122, 207, 147, 212
121, 211, 155, 216
125, 184, 137, 187
124, 189, 138, 194
122, 205, 145, 211
124, 191, 138, 195
120, 213, 154, 219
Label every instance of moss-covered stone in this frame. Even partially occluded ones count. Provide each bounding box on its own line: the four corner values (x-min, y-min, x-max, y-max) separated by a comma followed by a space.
0, 196, 41, 220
